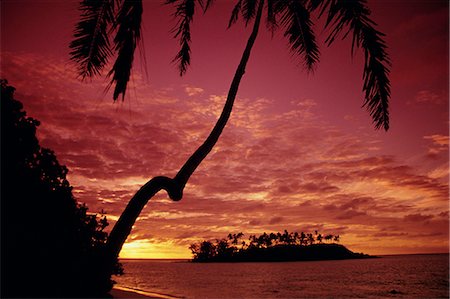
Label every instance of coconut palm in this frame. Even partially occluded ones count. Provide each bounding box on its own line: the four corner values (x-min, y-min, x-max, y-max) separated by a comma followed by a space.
300, 231, 307, 246
317, 233, 323, 243
324, 234, 334, 243
70, 0, 390, 268
307, 233, 315, 245
334, 234, 340, 243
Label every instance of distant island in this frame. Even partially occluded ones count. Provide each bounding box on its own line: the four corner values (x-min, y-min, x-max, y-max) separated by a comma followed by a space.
189, 231, 375, 262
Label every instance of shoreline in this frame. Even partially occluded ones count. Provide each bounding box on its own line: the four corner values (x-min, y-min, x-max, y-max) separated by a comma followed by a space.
110, 286, 182, 299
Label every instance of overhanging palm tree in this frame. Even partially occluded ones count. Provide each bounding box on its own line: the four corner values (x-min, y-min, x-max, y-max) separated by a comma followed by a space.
70, 0, 390, 265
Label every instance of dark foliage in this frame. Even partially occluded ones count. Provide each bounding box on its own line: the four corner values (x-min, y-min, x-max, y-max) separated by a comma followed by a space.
310, 0, 391, 130
276, 0, 320, 71
0, 80, 122, 298
69, 0, 115, 79
167, 0, 195, 76
108, 0, 143, 101
190, 230, 373, 262
69, 0, 143, 101
166, 0, 213, 75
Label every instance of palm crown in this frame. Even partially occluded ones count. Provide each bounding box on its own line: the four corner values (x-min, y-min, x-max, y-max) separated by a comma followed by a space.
70, 0, 390, 130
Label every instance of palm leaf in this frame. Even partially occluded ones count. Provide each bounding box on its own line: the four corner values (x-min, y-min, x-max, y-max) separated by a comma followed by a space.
108, 0, 143, 101
198, 0, 214, 12
242, 0, 258, 26
70, 0, 115, 79
266, 0, 278, 33
306, 0, 326, 13
167, 0, 196, 76
277, 0, 320, 71
319, 0, 391, 130
228, 0, 242, 28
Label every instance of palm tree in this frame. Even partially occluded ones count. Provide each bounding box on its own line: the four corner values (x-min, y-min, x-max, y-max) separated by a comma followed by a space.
317, 233, 323, 243
70, 0, 390, 267
228, 232, 244, 245
248, 234, 259, 248
324, 234, 333, 243
269, 232, 277, 246
307, 233, 315, 245
281, 229, 293, 245
334, 234, 340, 243
300, 231, 307, 246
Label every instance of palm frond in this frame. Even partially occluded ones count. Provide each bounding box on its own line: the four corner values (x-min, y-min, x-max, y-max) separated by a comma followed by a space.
242, 0, 258, 26
306, 0, 326, 13
266, 0, 278, 33
321, 0, 391, 130
278, 0, 320, 71
198, 0, 214, 12
167, 0, 196, 76
108, 0, 143, 101
228, 0, 242, 28
70, 0, 115, 79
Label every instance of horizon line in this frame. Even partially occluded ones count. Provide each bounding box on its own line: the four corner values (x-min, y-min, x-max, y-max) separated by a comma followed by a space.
119, 252, 449, 260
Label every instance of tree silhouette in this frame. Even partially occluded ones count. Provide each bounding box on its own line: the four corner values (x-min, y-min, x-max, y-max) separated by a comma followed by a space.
0, 80, 122, 297
324, 234, 334, 243
334, 235, 340, 243
308, 233, 315, 245
189, 230, 370, 262
70, 0, 391, 279
317, 233, 323, 243
300, 232, 307, 245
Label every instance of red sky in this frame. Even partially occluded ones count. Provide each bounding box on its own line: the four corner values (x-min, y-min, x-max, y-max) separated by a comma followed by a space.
1, 0, 448, 258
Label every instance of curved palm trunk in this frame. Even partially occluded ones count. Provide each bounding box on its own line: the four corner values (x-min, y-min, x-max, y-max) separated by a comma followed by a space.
106, 0, 265, 260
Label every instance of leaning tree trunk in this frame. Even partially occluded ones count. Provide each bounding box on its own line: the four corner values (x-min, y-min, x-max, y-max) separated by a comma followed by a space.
106, 0, 265, 260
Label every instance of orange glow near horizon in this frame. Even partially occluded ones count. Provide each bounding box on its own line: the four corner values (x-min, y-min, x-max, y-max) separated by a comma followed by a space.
120, 239, 190, 259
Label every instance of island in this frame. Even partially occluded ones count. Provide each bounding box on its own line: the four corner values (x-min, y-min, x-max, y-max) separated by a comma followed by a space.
189, 231, 375, 262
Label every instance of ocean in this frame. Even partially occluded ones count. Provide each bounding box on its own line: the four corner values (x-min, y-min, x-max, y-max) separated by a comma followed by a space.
115, 254, 449, 298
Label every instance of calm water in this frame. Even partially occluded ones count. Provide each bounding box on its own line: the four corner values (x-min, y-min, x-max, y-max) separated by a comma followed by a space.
115, 254, 449, 298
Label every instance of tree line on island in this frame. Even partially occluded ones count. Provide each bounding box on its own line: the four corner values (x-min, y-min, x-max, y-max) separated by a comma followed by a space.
190, 230, 373, 262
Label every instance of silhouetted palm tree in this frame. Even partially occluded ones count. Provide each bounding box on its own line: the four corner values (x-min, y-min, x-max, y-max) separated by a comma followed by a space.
228, 232, 244, 245
70, 0, 390, 266
293, 232, 300, 245
269, 232, 277, 245
324, 234, 333, 243
317, 233, 323, 243
307, 233, 315, 245
300, 232, 307, 246
334, 235, 340, 243
248, 234, 259, 248
281, 229, 294, 245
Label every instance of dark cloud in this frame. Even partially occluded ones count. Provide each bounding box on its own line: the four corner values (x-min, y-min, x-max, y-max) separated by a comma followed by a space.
268, 216, 284, 225
403, 213, 434, 222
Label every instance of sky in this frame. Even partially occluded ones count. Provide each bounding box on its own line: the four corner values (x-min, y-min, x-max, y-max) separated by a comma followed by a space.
1, 0, 448, 258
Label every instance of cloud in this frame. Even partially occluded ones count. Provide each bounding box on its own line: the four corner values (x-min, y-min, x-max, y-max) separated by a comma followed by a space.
2, 51, 448, 257
268, 216, 284, 225
424, 134, 449, 158
414, 90, 445, 105
424, 134, 449, 146
403, 213, 434, 222
184, 86, 204, 96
